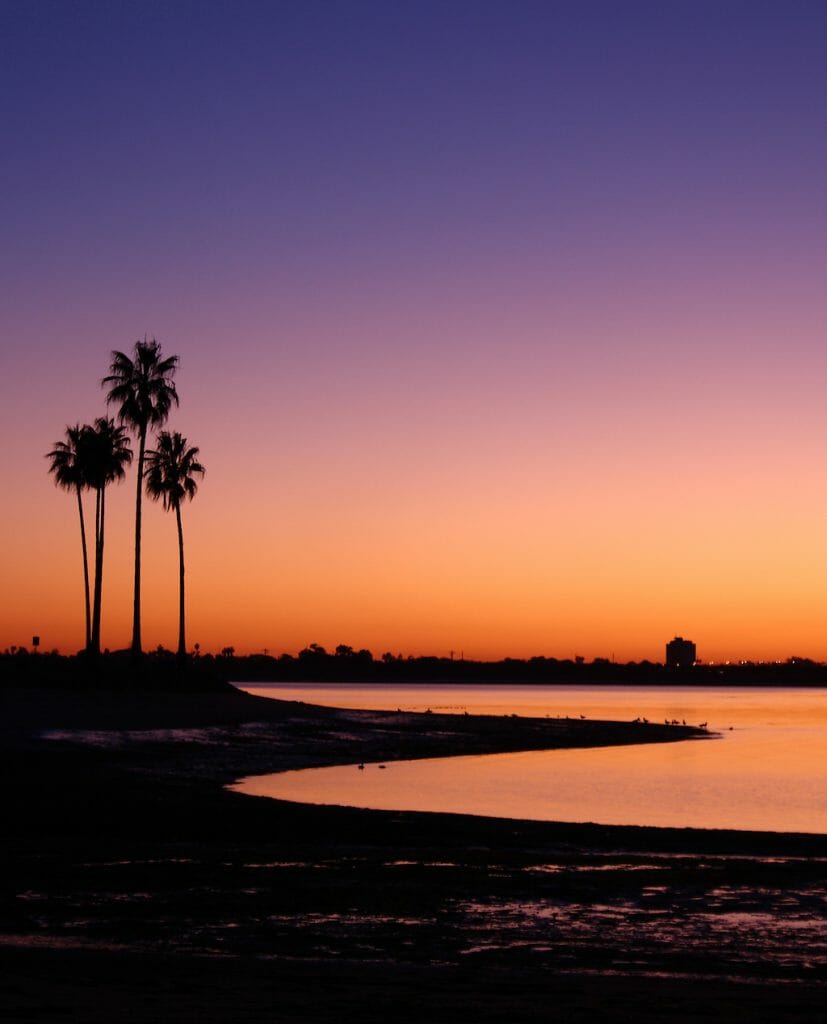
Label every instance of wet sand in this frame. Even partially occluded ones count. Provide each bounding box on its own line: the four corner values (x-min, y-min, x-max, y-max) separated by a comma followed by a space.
1, 684, 825, 1022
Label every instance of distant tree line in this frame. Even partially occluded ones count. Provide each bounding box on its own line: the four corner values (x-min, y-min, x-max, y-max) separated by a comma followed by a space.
4, 645, 827, 690
198, 647, 827, 686
46, 339, 204, 661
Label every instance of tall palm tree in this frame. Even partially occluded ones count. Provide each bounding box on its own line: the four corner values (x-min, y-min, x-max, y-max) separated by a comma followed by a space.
145, 431, 205, 661
84, 417, 132, 654
46, 424, 94, 651
102, 338, 178, 655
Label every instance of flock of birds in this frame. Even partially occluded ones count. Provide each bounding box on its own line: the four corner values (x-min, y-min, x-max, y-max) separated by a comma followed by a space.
354, 710, 726, 772
632, 716, 709, 729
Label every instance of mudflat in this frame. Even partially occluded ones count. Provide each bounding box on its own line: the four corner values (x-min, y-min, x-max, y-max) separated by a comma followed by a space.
1, 684, 825, 1022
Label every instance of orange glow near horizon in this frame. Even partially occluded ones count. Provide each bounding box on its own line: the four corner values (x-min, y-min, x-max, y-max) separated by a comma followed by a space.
6, 330, 827, 664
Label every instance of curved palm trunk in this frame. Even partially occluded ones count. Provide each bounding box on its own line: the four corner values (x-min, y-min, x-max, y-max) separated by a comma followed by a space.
175, 501, 186, 662
91, 487, 105, 655
131, 426, 147, 656
75, 484, 91, 651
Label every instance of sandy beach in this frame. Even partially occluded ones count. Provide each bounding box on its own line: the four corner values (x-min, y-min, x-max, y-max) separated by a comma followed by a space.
2, 682, 825, 1022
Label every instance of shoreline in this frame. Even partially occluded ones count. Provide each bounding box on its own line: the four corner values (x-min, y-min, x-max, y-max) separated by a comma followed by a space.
3, 683, 826, 852
2, 683, 825, 1021
2, 680, 712, 779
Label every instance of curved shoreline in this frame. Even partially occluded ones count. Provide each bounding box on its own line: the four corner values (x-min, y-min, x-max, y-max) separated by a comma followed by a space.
3, 682, 709, 776
3, 685, 823, 851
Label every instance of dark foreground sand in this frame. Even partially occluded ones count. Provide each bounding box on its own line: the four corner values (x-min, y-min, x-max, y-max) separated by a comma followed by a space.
1, 684, 825, 1022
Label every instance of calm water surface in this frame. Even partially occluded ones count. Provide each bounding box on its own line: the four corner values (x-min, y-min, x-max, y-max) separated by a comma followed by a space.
233, 684, 827, 833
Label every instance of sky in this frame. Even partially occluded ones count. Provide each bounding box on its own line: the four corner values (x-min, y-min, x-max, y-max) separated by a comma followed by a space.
1, 0, 825, 662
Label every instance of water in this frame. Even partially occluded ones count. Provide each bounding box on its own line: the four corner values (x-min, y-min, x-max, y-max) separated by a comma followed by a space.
233, 684, 827, 833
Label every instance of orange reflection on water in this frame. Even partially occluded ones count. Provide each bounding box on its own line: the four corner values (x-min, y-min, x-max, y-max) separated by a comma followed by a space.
232, 686, 827, 833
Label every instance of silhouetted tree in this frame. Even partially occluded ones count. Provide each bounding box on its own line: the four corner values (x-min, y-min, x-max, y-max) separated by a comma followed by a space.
46, 424, 94, 651
85, 417, 132, 654
144, 431, 205, 661
103, 338, 178, 656
299, 643, 328, 660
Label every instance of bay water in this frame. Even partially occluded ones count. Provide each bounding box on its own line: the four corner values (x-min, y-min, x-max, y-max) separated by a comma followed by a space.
232, 684, 827, 833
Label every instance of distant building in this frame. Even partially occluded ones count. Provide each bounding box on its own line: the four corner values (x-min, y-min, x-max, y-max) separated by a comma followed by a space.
666, 636, 696, 667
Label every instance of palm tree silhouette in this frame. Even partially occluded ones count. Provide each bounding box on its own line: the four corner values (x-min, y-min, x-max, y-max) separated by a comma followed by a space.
103, 338, 178, 656
144, 431, 205, 662
85, 417, 132, 654
46, 424, 94, 651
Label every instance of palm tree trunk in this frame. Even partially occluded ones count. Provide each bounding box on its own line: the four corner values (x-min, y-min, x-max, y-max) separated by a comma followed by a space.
91, 487, 104, 655
131, 427, 146, 656
76, 484, 91, 652
175, 501, 186, 662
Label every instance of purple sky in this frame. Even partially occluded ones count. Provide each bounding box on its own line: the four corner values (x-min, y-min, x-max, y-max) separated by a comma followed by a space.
2, 2, 826, 658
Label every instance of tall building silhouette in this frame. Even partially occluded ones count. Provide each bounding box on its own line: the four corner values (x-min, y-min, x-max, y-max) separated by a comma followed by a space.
666, 636, 696, 667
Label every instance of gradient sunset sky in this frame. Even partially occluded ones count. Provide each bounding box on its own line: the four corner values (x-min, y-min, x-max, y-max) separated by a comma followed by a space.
2, 1, 825, 661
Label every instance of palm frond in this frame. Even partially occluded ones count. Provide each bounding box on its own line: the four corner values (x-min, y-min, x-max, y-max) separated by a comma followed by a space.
102, 337, 179, 432
83, 417, 133, 489
145, 430, 205, 511
46, 423, 92, 491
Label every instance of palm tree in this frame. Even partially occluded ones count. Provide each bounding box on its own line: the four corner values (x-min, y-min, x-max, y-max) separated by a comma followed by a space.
46, 424, 94, 651
84, 418, 132, 654
102, 338, 178, 655
144, 431, 205, 661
